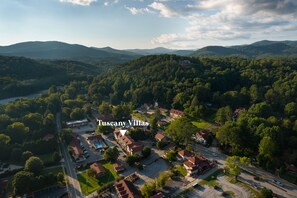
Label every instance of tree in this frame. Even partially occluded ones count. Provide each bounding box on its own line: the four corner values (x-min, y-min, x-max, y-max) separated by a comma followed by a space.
103, 147, 119, 162
24, 113, 43, 131
98, 102, 112, 115
284, 102, 297, 116
52, 152, 61, 163
216, 122, 242, 152
87, 168, 96, 177
156, 171, 172, 188
0, 134, 10, 145
112, 104, 131, 121
165, 117, 196, 144
142, 147, 151, 158
165, 151, 176, 161
215, 106, 232, 124
61, 128, 73, 144
96, 125, 113, 135
70, 108, 85, 120
260, 187, 273, 198
156, 141, 167, 150
150, 116, 158, 133
25, 156, 44, 175
22, 151, 33, 162
6, 122, 29, 143
225, 156, 250, 181
129, 129, 147, 141
141, 182, 156, 198
126, 154, 141, 166
0, 134, 11, 160
12, 171, 36, 195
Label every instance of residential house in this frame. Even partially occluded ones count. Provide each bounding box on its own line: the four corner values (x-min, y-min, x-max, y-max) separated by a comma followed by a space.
183, 156, 211, 176
177, 150, 195, 161
114, 129, 143, 156
113, 162, 126, 173
192, 130, 209, 145
69, 139, 85, 162
159, 108, 169, 116
115, 179, 142, 198
155, 132, 169, 142
90, 162, 106, 178
170, 109, 185, 118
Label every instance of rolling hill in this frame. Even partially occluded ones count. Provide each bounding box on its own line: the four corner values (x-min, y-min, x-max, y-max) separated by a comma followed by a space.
191, 40, 297, 57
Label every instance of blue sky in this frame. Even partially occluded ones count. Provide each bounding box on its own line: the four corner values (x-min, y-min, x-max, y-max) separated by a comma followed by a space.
1, 0, 297, 49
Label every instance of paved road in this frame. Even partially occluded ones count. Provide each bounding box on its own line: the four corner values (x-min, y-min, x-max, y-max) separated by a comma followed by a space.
56, 113, 83, 198
190, 143, 297, 198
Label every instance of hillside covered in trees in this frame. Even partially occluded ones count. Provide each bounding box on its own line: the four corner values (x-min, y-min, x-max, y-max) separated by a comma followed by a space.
88, 55, 297, 169
0, 56, 100, 98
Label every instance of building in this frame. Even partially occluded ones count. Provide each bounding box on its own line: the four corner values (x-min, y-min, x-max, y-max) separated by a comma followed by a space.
155, 132, 169, 142
66, 119, 88, 128
192, 130, 209, 145
90, 162, 106, 178
177, 150, 195, 161
87, 134, 105, 150
170, 109, 185, 118
113, 162, 126, 173
183, 156, 211, 176
114, 129, 143, 156
69, 139, 85, 162
115, 179, 142, 198
159, 108, 168, 115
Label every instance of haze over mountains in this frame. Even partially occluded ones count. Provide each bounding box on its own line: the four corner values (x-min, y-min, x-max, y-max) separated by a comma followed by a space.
0, 40, 297, 63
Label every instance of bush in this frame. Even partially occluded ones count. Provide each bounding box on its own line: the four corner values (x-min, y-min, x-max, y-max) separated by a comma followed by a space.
142, 147, 151, 158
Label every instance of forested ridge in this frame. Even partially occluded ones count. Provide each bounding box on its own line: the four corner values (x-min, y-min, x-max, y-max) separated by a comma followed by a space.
0, 56, 100, 98
88, 55, 297, 169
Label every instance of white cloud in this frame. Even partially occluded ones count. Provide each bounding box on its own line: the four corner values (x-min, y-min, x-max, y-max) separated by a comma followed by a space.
59, 0, 97, 6
150, 0, 297, 47
125, 6, 153, 15
148, 2, 178, 18
103, 0, 119, 6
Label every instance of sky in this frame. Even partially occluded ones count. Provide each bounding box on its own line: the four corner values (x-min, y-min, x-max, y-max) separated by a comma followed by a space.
1, 0, 297, 49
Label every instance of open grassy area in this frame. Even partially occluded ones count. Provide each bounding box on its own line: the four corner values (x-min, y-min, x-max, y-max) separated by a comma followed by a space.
192, 120, 213, 129
199, 169, 223, 187
175, 165, 187, 177
78, 161, 120, 195
132, 112, 147, 121
38, 152, 55, 164
42, 166, 63, 175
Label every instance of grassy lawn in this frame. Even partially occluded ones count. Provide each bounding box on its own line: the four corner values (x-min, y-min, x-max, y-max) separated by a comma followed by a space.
132, 112, 146, 121
199, 169, 223, 187
78, 161, 120, 195
42, 166, 63, 175
192, 120, 213, 129
175, 165, 187, 177
38, 152, 55, 164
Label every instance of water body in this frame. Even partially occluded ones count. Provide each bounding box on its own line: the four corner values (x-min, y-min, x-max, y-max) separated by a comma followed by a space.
0, 89, 48, 105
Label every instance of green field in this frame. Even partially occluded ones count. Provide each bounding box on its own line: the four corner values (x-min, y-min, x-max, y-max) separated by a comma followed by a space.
192, 120, 213, 129
77, 162, 120, 195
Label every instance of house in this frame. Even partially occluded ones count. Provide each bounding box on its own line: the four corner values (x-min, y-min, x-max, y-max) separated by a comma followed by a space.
114, 129, 143, 156
177, 150, 195, 161
69, 139, 85, 162
115, 179, 142, 198
183, 156, 211, 176
170, 109, 185, 118
143, 103, 153, 111
113, 162, 126, 173
150, 192, 165, 198
155, 132, 168, 142
159, 108, 169, 116
87, 134, 105, 149
90, 162, 106, 178
192, 130, 209, 145
157, 120, 168, 127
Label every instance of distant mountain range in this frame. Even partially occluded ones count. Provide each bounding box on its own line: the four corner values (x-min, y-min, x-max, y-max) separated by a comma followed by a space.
0, 40, 297, 62
192, 40, 297, 57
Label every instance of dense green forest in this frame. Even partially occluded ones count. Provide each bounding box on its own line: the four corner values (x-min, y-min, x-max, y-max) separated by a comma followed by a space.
0, 56, 100, 98
88, 55, 297, 169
